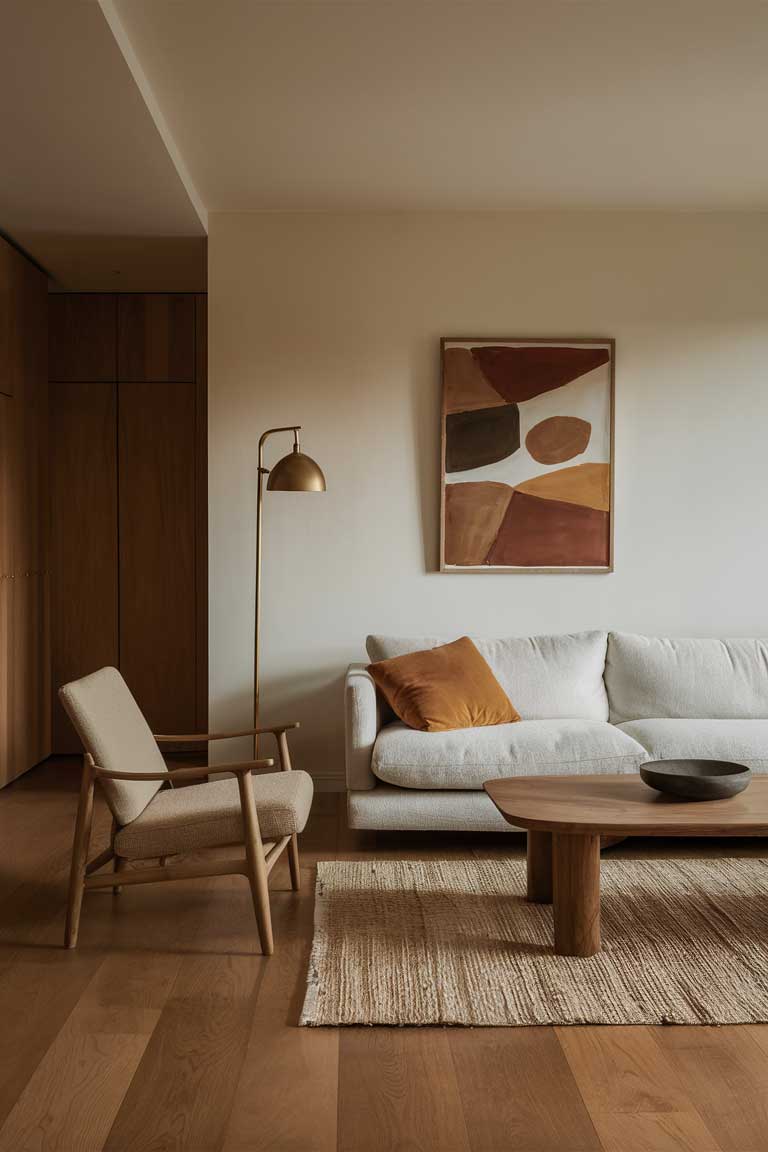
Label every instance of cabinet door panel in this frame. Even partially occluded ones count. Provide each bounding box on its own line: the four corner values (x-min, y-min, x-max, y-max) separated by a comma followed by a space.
0, 244, 50, 781
118, 380, 196, 733
0, 574, 50, 784
50, 381, 119, 752
49, 294, 116, 382
118, 295, 195, 382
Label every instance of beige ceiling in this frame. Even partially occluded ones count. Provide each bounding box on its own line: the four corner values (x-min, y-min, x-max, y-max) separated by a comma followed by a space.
0, 0, 204, 286
113, 0, 768, 211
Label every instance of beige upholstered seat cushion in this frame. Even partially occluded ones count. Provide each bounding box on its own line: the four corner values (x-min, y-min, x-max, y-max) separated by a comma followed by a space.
59, 667, 168, 825
372, 718, 647, 790
618, 719, 768, 772
114, 770, 314, 860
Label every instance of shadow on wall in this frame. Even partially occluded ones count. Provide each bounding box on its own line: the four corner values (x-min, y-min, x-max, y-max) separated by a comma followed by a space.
410, 338, 442, 573
216, 665, 347, 785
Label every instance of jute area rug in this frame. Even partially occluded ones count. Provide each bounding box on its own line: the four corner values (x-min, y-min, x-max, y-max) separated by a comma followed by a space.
300, 857, 768, 1027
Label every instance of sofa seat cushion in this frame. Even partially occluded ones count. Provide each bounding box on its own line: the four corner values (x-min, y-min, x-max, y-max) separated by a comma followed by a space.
618, 720, 768, 772
115, 770, 314, 861
372, 719, 646, 790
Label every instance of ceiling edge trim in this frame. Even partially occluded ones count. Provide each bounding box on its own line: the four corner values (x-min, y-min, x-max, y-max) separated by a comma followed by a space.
98, 0, 209, 233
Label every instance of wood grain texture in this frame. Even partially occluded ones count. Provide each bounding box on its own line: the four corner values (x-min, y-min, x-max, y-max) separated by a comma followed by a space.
49, 379, 118, 752
194, 294, 208, 734
339, 1029, 470, 1152
654, 1026, 768, 1150
486, 773, 768, 835
222, 867, 338, 1152
557, 1026, 721, 1150
118, 377, 196, 733
0, 951, 171, 1152
526, 828, 552, 902
553, 832, 601, 956
0, 248, 12, 397
449, 1027, 602, 1150
48, 293, 116, 382
0, 238, 50, 785
118, 293, 195, 382
103, 875, 264, 1152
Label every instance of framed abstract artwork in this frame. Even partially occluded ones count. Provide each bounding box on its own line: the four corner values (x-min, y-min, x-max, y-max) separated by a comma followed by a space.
440, 337, 614, 572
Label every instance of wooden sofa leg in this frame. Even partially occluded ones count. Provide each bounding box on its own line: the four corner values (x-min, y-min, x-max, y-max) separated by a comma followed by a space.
65, 755, 95, 949
288, 833, 301, 891
113, 856, 125, 894
237, 771, 274, 955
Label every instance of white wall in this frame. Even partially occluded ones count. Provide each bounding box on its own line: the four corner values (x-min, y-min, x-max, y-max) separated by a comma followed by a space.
209, 211, 768, 785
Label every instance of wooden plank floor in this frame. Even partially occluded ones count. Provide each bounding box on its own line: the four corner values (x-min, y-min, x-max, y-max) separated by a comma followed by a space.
4, 759, 768, 1151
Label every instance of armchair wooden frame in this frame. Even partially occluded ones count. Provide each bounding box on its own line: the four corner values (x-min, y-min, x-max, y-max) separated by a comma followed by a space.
65, 722, 301, 955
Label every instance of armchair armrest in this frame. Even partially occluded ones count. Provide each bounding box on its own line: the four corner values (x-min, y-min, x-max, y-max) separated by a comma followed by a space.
154, 722, 300, 743
94, 759, 274, 785
345, 663, 381, 791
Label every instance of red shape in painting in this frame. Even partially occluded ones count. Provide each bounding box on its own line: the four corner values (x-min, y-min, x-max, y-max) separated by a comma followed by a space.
486, 490, 609, 568
472, 345, 609, 404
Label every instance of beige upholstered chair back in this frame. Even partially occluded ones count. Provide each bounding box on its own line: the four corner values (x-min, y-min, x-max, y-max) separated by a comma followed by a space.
59, 667, 168, 826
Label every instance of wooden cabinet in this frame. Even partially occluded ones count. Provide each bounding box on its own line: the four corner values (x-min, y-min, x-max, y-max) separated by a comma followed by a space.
49, 381, 119, 752
49, 293, 207, 751
49, 294, 116, 382
0, 239, 50, 786
118, 294, 195, 382
119, 380, 197, 733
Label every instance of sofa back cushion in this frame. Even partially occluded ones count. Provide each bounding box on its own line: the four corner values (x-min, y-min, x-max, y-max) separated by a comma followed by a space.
366, 630, 609, 721
606, 633, 768, 722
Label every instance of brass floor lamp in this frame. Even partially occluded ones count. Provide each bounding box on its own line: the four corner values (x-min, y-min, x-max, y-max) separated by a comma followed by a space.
254, 426, 326, 755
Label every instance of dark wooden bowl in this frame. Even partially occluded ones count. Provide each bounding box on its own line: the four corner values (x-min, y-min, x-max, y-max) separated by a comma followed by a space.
640, 759, 751, 801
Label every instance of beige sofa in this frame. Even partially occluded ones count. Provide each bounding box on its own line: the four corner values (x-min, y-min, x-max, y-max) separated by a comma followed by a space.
345, 631, 768, 831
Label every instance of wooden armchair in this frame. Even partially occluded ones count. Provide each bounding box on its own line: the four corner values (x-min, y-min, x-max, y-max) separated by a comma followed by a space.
59, 667, 313, 954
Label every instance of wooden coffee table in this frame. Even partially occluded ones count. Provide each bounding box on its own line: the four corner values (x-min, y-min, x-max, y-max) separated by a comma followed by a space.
484, 772, 768, 958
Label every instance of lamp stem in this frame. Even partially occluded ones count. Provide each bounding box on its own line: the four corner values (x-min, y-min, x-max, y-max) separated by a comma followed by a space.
254, 440, 265, 759
253, 425, 301, 760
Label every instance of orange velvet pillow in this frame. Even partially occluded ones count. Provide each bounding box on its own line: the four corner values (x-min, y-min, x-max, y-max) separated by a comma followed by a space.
367, 636, 520, 732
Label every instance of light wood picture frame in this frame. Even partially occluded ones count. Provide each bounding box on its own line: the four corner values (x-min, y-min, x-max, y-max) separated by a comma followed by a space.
440, 337, 615, 573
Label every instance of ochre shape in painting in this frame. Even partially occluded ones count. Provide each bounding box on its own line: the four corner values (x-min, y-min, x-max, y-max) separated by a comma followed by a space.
444, 347, 508, 413
472, 345, 609, 404
514, 463, 610, 512
445, 405, 520, 473
525, 416, 591, 464
486, 490, 610, 568
444, 482, 513, 566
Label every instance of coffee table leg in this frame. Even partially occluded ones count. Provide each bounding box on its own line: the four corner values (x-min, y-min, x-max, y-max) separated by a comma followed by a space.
553, 833, 601, 957
526, 830, 553, 903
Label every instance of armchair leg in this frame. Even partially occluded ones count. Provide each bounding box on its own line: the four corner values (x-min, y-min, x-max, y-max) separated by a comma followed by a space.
288, 833, 301, 891
237, 770, 274, 955
110, 820, 123, 893
65, 755, 96, 949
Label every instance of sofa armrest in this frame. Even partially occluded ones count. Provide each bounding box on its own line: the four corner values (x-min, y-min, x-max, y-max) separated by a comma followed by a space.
345, 663, 382, 791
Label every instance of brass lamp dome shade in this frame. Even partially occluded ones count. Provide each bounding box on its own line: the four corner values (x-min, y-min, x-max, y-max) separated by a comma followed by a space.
266, 446, 326, 492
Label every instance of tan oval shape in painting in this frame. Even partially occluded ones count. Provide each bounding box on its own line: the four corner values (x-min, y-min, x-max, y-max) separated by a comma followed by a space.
525, 416, 591, 464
